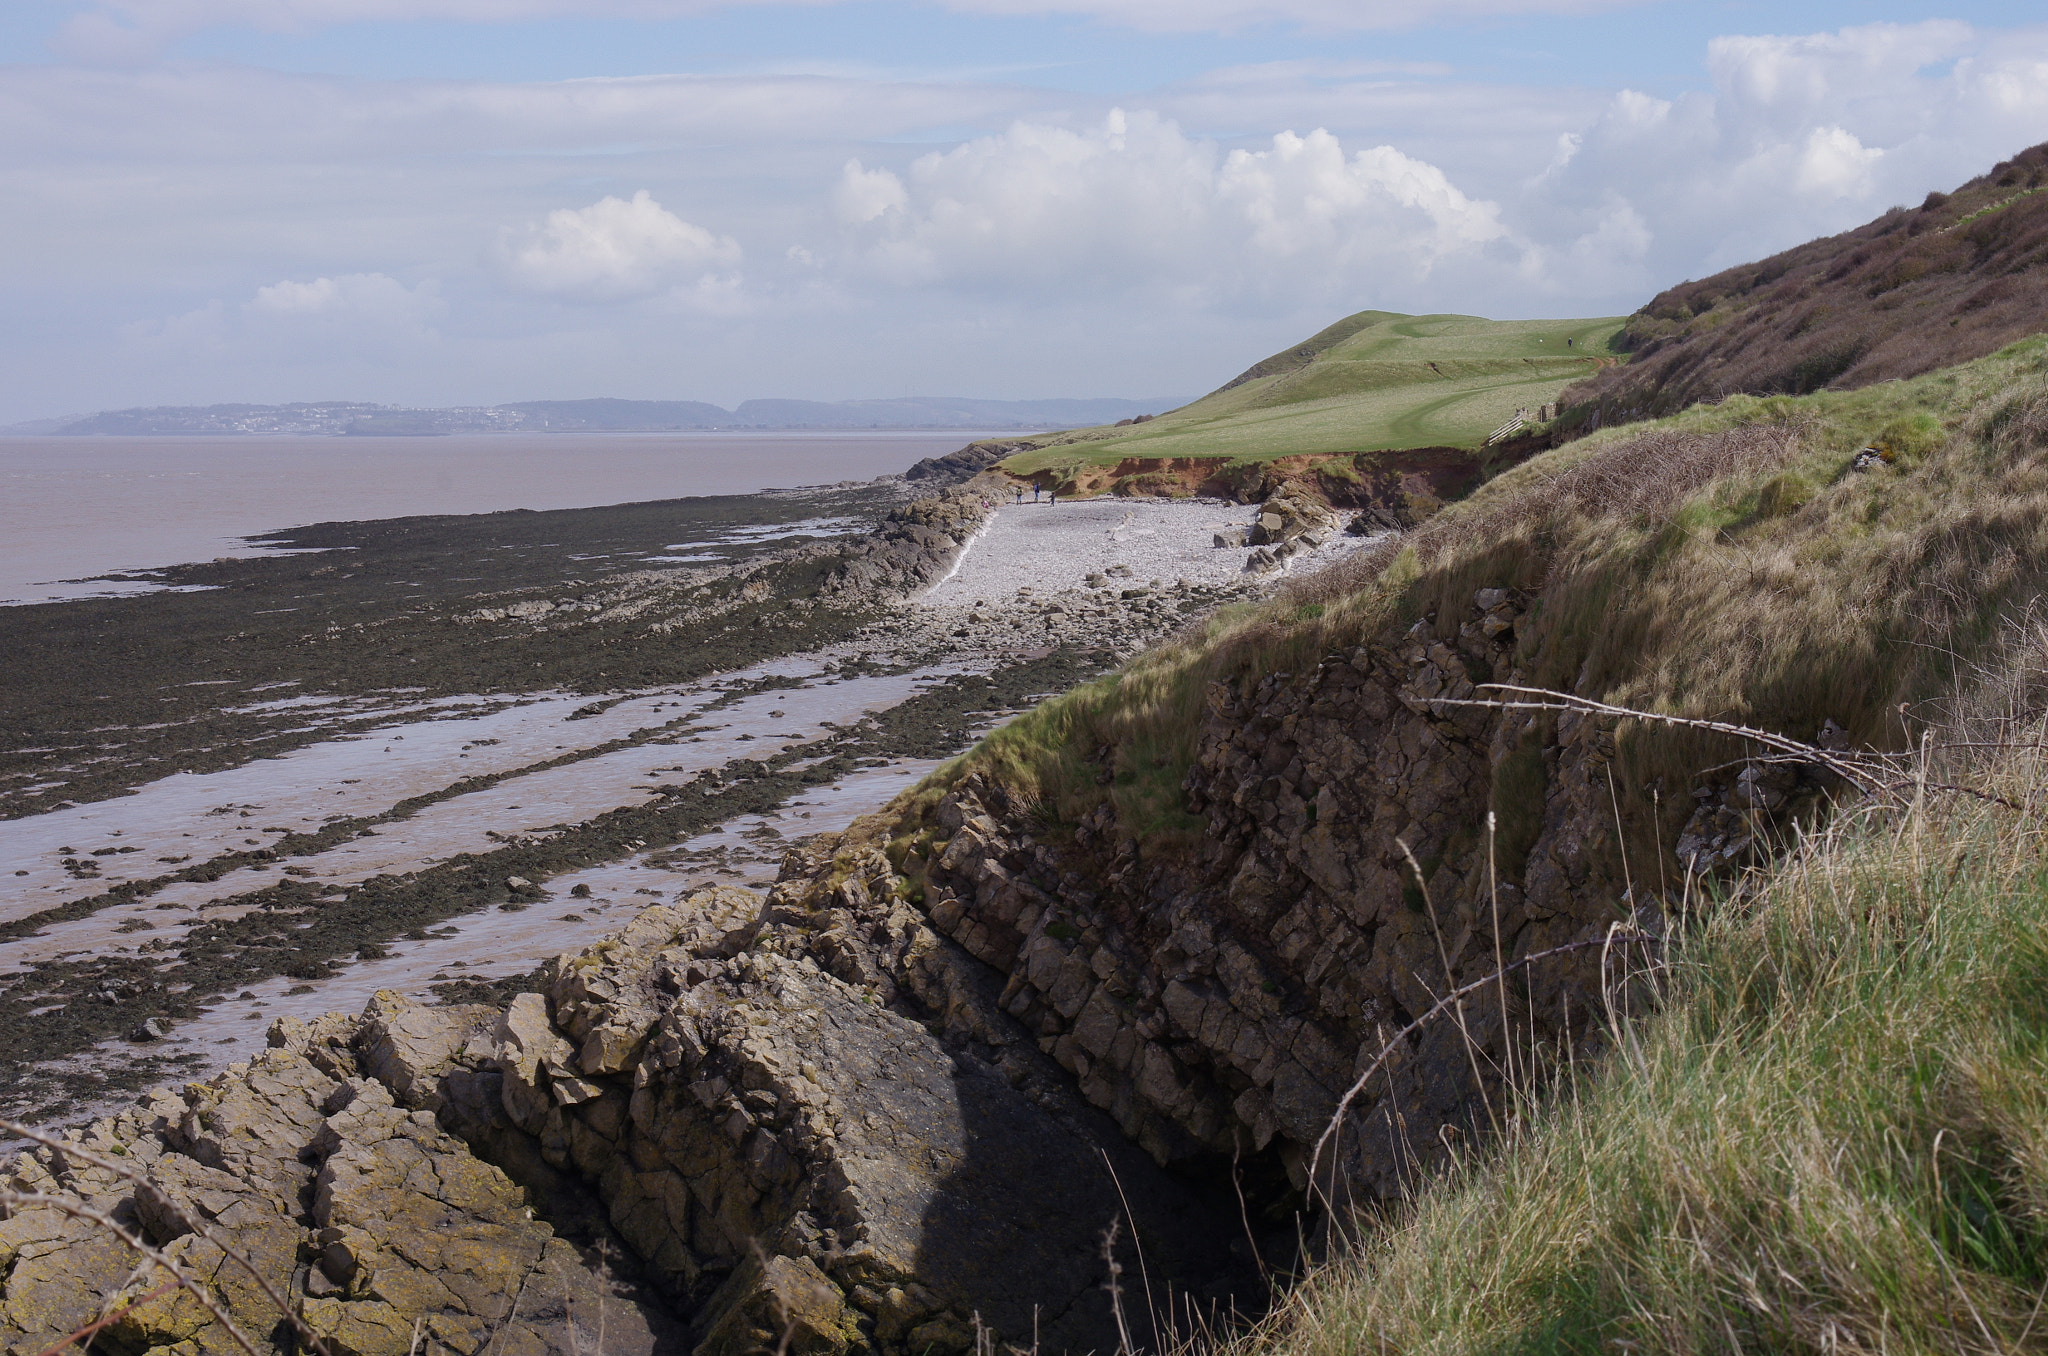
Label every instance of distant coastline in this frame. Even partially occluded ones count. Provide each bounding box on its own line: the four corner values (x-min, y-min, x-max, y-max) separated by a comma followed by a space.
3, 393, 1187, 437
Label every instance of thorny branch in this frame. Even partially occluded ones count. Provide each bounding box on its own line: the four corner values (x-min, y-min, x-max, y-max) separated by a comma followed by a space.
0, 1191, 266, 1356
30, 1277, 180, 1356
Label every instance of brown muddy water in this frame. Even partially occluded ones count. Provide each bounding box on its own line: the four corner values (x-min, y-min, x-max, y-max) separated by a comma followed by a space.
0, 432, 980, 604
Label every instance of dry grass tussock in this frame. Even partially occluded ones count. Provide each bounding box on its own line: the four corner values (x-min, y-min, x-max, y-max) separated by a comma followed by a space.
914, 336, 2048, 861
1227, 624, 2048, 1354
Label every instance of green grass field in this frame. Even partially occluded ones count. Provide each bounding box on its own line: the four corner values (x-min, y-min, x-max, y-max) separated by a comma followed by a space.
1000, 311, 1626, 474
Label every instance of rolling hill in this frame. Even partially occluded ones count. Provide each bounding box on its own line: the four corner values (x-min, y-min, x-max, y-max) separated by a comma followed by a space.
996, 310, 1625, 478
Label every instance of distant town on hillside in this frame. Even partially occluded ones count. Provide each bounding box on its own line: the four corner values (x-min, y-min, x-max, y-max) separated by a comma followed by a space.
3, 395, 1184, 436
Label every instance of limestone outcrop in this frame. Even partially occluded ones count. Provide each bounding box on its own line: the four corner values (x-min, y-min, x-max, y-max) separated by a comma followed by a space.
1240, 487, 1341, 574
823, 478, 1001, 600
902, 442, 1035, 485
0, 883, 1250, 1356
476, 886, 1247, 1355
1242, 486, 1339, 551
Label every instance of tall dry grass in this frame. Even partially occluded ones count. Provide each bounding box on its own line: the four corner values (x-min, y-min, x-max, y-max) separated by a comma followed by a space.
1230, 619, 2048, 1353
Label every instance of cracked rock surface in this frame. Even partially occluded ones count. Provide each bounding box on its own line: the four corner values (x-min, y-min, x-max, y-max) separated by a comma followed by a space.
0, 1000, 676, 1356
0, 882, 1249, 1356
800, 582, 1816, 1209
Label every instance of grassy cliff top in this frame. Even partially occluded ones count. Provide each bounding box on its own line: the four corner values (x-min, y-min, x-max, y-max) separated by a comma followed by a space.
905, 331, 2048, 1349
923, 331, 2048, 859
997, 311, 1626, 475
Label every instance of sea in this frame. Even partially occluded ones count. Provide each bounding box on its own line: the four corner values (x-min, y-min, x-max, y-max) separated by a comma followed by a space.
0, 432, 984, 604
0, 428, 1010, 1122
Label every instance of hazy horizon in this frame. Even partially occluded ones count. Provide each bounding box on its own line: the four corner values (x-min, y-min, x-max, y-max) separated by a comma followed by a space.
4, 391, 1194, 431
5, 1, 2046, 424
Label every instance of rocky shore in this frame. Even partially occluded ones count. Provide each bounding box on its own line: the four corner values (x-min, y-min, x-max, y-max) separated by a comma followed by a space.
0, 869, 1259, 1356
0, 458, 1425, 1353
0, 463, 1383, 1126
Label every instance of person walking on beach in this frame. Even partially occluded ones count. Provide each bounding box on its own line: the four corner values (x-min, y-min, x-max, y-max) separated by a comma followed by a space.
1014, 486, 1024, 505
1033, 485, 1041, 502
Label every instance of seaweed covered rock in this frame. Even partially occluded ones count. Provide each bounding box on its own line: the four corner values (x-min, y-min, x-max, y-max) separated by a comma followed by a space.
822, 475, 1002, 599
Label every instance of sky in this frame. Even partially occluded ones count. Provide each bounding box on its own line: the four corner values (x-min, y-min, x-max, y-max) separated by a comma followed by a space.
4, 1, 2048, 422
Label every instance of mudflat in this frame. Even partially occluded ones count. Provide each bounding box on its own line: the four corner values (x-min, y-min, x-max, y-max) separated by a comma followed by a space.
0, 473, 1325, 1126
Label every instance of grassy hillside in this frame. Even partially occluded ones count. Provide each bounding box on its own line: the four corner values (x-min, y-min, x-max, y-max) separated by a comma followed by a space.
946, 338, 2048, 849
1564, 140, 2048, 427
910, 334, 2048, 1346
999, 312, 1624, 476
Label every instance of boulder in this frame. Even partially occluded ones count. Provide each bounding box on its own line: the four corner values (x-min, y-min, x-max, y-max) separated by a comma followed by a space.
356, 990, 496, 1110
522, 891, 1248, 1353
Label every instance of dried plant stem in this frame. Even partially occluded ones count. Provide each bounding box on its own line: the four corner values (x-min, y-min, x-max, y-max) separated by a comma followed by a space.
1398, 837, 1499, 1137
1429, 685, 2029, 812
1486, 812, 1518, 1105
30, 1277, 181, 1356
1096, 1149, 1159, 1348
1307, 936, 1630, 1213
0, 1116, 337, 1356
0, 1191, 266, 1356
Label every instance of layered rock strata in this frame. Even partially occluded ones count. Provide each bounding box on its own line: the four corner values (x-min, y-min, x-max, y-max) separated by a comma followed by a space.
790, 585, 1725, 1205
474, 885, 1247, 1355
1233, 486, 1343, 575
902, 442, 1036, 485
0, 997, 677, 1356
822, 477, 1002, 599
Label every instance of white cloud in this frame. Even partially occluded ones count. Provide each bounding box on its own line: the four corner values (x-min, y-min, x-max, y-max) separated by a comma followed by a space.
933, 0, 1641, 32
833, 160, 908, 224
121, 273, 442, 370
839, 110, 1516, 308
1706, 21, 1975, 116
500, 191, 741, 303
1793, 125, 1882, 198
12, 15, 2048, 423
1503, 20, 2048, 295
247, 271, 442, 325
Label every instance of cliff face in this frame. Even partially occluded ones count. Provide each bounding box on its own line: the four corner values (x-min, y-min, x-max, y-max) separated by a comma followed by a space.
781, 357, 2041, 1215
798, 586, 1668, 1206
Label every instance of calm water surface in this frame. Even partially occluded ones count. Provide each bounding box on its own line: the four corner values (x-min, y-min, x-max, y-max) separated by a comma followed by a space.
0, 432, 982, 604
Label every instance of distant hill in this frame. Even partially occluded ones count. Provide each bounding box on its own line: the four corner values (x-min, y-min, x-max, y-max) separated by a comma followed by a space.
731, 396, 1174, 429
6, 395, 1182, 437
998, 310, 1625, 475
1563, 141, 2048, 426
